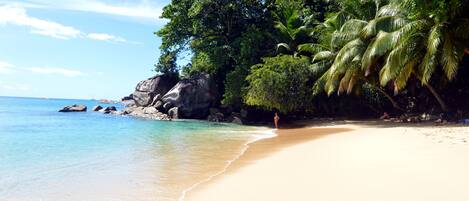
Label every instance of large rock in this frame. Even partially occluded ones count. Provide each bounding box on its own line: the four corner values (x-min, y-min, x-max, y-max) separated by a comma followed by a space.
102, 106, 117, 114
92, 105, 103, 112
59, 105, 87, 112
132, 74, 179, 107
162, 73, 217, 119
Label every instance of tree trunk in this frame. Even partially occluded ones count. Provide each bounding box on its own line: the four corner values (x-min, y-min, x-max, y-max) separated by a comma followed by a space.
374, 86, 404, 111
425, 83, 449, 112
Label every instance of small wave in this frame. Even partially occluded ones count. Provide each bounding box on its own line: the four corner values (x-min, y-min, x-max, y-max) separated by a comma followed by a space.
178, 129, 277, 201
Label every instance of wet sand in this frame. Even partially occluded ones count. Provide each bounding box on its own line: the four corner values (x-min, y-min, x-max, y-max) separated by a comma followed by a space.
186, 123, 469, 201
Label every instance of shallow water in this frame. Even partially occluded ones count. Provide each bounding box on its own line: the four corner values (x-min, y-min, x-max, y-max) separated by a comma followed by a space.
0, 96, 272, 201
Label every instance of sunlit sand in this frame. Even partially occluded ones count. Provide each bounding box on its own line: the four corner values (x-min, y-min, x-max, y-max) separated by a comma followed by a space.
187, 122, 469, 201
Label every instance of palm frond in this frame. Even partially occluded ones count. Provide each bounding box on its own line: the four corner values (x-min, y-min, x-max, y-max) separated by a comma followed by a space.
441, 31, 464, 81
361, 16, 407, 39
298, 43, 326, 55
377, 4, 402, 17
362, 31, 396, 73
313, 51, 335, 62
394, 59, 415, 93
420, 24, 443, 84
276, 43, 291, 52
274, 21, 293, 41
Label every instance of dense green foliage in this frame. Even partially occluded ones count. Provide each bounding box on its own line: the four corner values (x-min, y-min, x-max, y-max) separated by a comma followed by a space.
155, 0, 469, 118
245, 55, 313, 113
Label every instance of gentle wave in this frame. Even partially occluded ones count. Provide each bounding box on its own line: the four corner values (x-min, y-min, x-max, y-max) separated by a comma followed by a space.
178, 129, 277, 201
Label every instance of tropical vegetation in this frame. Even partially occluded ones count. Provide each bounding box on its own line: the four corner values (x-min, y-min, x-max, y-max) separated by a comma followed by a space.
155, 0, 469, 119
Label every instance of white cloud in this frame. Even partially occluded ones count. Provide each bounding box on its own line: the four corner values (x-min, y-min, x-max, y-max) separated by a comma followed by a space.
60, 0, 162, 20
0, 5, 135, 43
27, 67, 86, 77
0, 5, 81, 39
1, 83, 31, 91
86, 33, 126, 43
0, 0, 164, 21
0, 61, 14, 74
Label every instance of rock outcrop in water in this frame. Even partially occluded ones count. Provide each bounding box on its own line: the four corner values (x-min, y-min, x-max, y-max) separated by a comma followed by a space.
58, 73, 245, 123
102, 106, 117, 114
121, 73, 219, 120
132, 74, 179, 107
59, 105, 87, 112
92, 105, 103, 112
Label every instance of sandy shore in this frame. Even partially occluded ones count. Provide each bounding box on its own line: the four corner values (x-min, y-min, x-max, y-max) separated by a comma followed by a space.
186, 122, 469, 201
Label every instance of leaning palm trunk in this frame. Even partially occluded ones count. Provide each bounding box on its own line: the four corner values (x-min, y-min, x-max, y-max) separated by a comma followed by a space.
425, 83, 449, 112
374, 86, 404, 111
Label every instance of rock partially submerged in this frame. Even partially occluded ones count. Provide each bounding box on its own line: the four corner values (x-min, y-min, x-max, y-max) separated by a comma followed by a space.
59, 105, 87, 112
102, 106, 117, 114
132, 74, 179, 107
92, 105, 103, 112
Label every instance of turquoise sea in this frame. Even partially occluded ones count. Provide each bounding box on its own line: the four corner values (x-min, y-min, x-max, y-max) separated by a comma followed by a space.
0, 96, 273, 201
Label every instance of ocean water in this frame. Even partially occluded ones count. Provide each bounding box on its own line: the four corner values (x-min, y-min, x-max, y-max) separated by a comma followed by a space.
0, 96, 273, 201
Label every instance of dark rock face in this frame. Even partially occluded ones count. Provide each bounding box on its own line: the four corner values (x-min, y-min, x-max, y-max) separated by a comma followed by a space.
168, 107, 179, 119
154, 100, 164, 110
132, 75, 179, 107
162, 73, 217, 119
207, 108, 225, 122
163, 102, 172, 111
92, 105, 103, 112
103, 106, 117, 114
121, 94, 133, 101
231, 116, 243, 124
151, 94, 162, 106
59, 105, 87, 112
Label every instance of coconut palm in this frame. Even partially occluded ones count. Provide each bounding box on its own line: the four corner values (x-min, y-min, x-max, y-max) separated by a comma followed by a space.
272, 0, 319, 56
371, 0, 469, 111
312, 0, 406, 110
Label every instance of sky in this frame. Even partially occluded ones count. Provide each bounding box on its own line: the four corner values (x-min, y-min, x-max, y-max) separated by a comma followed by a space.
0, 0, 171, 100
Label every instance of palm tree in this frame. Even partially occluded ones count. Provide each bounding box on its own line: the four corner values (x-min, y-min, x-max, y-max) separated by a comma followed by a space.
373, 0, 469, 111
312, 0, 406, 110
272, 0, 318, 56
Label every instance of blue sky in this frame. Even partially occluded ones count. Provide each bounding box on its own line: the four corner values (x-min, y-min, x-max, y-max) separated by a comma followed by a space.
0, 0, 171, 100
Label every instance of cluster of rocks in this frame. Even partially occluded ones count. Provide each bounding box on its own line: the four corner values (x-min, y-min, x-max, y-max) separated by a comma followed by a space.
59, 73, 247, 124
206, 108, 247, 124
120, 73, 221, 121
92, 105, 118, 114
120, 106, 171, 120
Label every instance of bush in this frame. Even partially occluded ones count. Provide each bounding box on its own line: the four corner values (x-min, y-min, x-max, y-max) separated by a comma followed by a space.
245, 55, 313, 113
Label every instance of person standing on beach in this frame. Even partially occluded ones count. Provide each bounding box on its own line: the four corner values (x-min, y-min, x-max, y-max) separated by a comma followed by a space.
274, 112, 280, 129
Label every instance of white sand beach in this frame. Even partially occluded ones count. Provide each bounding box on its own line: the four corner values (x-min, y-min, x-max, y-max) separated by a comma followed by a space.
186, 122, 469, 201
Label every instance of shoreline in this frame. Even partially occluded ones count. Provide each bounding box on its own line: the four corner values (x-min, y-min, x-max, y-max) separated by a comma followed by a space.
186, 121, 469, 201
178, 127, 278, 201
183, 123, 352, 200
